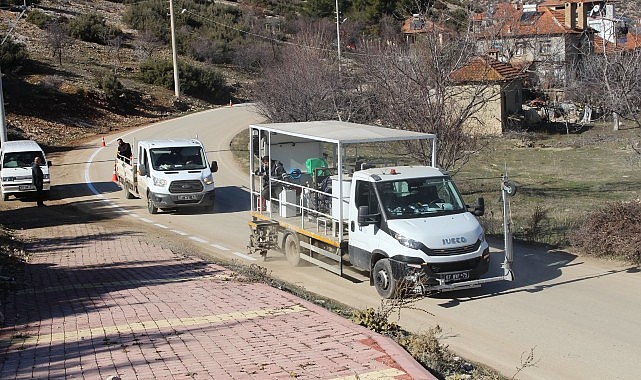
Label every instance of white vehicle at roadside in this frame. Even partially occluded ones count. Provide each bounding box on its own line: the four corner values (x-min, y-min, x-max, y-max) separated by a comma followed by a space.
1, 140, 51, 201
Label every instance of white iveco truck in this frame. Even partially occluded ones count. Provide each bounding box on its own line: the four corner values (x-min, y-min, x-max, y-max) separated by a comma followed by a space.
247, 121, 515, 298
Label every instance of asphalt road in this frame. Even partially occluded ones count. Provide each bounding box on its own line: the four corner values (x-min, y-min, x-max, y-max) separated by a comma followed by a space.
54, 104, 641, 380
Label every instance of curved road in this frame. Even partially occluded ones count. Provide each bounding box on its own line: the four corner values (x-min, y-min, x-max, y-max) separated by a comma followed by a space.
55, 105, 641, 380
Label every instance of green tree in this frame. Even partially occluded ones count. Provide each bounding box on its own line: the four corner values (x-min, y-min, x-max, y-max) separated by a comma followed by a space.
0, 37, 28, 72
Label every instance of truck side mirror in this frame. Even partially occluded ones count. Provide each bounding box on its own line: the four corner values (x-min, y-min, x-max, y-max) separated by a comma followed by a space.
472, 197, 485, 216
47, 160, 52, 167
357, 205, 380, 226
211, 161, 218, 173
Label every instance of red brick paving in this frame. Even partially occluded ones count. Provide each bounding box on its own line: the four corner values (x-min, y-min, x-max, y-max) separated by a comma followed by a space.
0, 222, 434, 379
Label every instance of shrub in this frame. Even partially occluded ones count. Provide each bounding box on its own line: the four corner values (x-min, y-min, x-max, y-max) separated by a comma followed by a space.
570, 200, 641, 264
26, 9, 50, 28
0, 37, 28, 72
93, 70, 123, 102
68, 13, 122, 45
139, 58, 231, 104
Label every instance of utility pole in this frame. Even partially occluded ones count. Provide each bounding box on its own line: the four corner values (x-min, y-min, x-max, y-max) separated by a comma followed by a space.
335, 0, 341, 73
169, 0, 180, 98
0, 1, 29, 146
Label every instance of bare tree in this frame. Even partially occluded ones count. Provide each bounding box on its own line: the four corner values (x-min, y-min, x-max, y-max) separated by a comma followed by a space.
133, 29, 163, 60
45, 20, 72, 66
359, 33, 491, 171
567, 49, 641, 130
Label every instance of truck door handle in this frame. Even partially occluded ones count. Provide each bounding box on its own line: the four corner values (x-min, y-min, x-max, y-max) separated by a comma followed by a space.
350, 221, 354, 232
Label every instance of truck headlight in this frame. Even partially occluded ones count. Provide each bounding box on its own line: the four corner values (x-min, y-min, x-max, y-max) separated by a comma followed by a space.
152, 176, 167, 187
393, 231, 421, 249
1, 176, 15, 181
203, 174, 214, 185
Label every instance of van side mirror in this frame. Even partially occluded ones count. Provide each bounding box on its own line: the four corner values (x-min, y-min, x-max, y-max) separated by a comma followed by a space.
211, 161, 218, 173
47, 160, 52, 167
139, 165, 147, 176
472, 197, 485, 216
357, 205, 380, 226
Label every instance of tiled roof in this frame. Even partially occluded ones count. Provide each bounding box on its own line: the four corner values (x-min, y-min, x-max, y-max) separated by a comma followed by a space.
477, 2, 580, 39
401, 17, 454, 35
594, 32, 641, 53
450, 56, 526, 83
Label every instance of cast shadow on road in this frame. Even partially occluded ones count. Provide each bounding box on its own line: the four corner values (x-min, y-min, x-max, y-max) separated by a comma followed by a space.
432, 239, 639, 308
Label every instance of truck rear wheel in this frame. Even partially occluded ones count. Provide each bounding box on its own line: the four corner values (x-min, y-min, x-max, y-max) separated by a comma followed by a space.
284, 233, 301, 266
373, 259, 398, 299
123, 183, 134, 199
147, 194, 158, 214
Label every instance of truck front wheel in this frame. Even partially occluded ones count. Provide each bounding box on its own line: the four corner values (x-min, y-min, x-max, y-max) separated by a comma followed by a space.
284, 233, 301, 266
373, 259, 398, 299
147, 194, 158, 214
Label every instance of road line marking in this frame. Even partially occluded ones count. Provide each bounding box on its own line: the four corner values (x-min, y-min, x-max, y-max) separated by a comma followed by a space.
210, 244, 230, 251
140, 218, 153, 223
330, 368, 406, 380
190, 236, 207, 243
4, 305, 307, 348
233, 251, 256, 261
171, 230, 188, 236
154, 223, 169, 228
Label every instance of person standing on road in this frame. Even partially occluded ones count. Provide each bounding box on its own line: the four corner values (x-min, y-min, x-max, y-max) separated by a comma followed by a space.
32, 156, 45, 207
117, 138, 133, 164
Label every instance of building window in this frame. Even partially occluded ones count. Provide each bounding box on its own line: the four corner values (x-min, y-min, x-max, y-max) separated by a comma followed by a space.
539, 40, 552, 55
516, 43, 526, 56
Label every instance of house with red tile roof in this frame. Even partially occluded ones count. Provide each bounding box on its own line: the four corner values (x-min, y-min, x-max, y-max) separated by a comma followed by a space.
473, 1, 640, 93
450, 56, 527, 134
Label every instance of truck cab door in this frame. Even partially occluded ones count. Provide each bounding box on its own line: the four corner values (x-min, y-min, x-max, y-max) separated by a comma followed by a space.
348, 180, 380, 270
137, 147, 151, 195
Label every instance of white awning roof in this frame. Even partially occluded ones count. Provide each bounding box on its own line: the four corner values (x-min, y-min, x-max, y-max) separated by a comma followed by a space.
250, 120, 435, 145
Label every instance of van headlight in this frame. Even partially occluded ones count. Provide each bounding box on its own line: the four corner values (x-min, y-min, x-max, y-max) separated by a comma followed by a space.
152, 176, 167, 187
392, 231, 421, 249
2, 176, 15, 181
203, 174, 214, 185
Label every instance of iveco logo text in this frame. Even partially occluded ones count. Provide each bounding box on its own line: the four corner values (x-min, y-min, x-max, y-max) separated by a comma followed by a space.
443, 237, 467, 245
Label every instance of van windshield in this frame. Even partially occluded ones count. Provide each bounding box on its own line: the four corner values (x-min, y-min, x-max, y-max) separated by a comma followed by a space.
376, 177, 467, 219
2, 151, 44, 168
149, 147, 207, 171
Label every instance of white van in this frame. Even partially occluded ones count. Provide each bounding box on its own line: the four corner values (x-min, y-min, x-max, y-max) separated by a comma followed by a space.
0, 140, 51, 201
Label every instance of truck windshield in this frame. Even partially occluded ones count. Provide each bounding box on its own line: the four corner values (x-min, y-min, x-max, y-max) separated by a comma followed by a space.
376, 177, 467, 219
150, 147, 207, 171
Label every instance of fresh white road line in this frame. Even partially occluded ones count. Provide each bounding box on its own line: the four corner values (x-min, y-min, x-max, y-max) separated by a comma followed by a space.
190, 236, 208, 243
233, 251, 256, 261
171, 230, 188, 236
210, 244, 230, 251
155, 224, 169, 229
140, 218, 153, 223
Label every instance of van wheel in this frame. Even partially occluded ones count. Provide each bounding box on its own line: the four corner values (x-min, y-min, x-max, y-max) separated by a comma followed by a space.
373, 259, 398, 299
284, 233, 301, 266
124, 183, 134, 199
147, 194, 158, 214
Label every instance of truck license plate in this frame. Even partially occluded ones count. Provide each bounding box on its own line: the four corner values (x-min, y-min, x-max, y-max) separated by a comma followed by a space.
443, 271, 470, 282
19, 185, 35, 191
178, 194, 198, 201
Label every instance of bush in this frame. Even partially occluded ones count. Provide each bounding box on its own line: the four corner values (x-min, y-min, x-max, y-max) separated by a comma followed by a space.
570, 200, 641, 264
68, 13, 122, 45
26, 9, 50, 28
93, 70, 123, 102
139, 58, 231, 103
0, 37, 28, 72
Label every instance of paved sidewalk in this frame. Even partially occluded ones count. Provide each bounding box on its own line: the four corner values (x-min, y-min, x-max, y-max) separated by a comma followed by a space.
0, 219, 434, 379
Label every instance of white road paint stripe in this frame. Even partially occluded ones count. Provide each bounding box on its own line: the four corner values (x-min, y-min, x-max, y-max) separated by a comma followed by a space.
140, 218, 153, 223
210, 244, 230, 251
190, 236, 208, 243
171, 230, 188, 236
233, 251, 256, 261
154, 224, 169, 229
